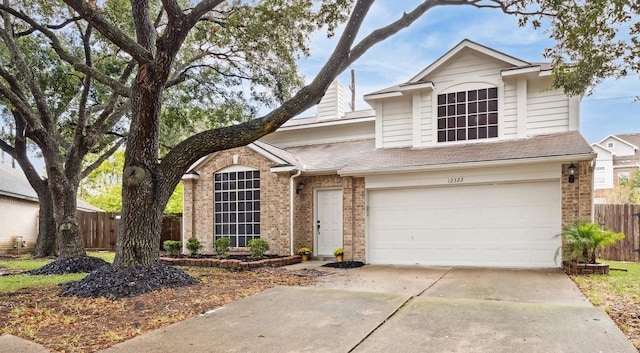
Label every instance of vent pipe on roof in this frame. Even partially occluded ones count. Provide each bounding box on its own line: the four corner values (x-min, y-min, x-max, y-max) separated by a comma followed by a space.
349, 69, 355, 112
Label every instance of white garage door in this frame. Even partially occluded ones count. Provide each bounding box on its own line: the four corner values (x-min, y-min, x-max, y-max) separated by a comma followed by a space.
368, 181, 561, 267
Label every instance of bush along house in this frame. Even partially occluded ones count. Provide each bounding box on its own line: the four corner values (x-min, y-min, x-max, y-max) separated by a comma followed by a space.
182, 39, 595, 268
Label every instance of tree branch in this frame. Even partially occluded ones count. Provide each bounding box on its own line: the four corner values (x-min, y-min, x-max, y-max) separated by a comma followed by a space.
61, 0, 153, 63
81, 138, 125, 179
0, 5, 131, 97
156, 0, 375, 205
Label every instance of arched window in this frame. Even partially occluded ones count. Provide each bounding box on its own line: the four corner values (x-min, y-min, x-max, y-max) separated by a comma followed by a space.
214, 166, 260, 247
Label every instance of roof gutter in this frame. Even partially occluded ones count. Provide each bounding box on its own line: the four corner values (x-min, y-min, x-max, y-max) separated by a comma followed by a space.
289, 169, 302, 256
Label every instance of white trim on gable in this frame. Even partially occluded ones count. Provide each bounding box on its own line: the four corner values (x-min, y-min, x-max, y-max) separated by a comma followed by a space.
598, 135, 638, 150
408, 39, 529, 83
247, 143, 291, 166
590, 143, 615, 156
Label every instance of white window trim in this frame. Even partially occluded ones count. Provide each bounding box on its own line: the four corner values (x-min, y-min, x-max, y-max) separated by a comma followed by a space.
430, 80, 504, 146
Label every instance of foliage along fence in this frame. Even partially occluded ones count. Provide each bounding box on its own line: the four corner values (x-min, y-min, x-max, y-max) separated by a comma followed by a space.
594, 204, 640, 262
79, 211, 182, 250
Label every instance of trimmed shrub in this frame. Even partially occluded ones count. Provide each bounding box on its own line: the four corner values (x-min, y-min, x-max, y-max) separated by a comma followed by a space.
186, 237, 203, 256
247, 239, 269, 259
215, 237, 231, 259
162, 240, 182, 256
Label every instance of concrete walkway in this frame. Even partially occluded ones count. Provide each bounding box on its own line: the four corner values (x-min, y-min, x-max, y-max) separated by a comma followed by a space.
2, 262, 636, 353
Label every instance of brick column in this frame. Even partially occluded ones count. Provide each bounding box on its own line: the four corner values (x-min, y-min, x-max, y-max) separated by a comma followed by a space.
562, 160, 594, 226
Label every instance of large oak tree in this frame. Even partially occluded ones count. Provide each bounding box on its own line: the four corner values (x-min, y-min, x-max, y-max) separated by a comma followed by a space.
5, 0, 636, 295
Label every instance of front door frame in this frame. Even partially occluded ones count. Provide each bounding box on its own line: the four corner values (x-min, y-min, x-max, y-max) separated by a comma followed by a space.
314, 188, 344, 257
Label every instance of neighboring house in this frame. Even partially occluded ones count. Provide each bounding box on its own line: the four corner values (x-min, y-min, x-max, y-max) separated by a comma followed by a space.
0, 162, 102, 254
183, 39, 595, 268
591, 133, 640, 203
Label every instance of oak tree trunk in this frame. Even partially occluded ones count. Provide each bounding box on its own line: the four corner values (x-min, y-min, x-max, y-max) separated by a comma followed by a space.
33, 186, 57, 257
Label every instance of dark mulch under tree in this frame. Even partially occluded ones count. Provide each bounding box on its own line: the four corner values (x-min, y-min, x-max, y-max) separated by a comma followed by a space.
61, 263, 198, 299
322, 261, 365, 269
27, 256, 110, 275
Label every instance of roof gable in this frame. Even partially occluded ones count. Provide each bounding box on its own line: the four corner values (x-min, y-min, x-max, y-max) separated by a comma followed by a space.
187, 141, 298, 173
598, 134, 638, 150
408, 39, 530, 83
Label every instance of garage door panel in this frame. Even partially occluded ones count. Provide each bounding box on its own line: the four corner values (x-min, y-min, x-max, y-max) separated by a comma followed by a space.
368, 181, 561, 268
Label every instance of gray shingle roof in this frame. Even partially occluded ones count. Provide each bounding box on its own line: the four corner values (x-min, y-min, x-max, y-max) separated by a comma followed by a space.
0, 162, 103, 211
281, 131, 594, 174
0, 162, 38, 201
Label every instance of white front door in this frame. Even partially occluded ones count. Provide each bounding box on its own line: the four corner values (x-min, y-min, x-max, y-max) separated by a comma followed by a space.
316, 189, 343, 256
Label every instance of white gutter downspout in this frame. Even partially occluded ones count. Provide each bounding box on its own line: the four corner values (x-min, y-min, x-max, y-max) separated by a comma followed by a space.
289, 169, 302, 256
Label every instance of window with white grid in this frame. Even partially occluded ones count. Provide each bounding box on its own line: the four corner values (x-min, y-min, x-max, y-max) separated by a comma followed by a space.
214, 169, 260, 247
437, 87, 498, 142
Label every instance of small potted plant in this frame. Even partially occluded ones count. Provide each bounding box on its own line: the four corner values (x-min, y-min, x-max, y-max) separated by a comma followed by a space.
333, 247, 344, 263
297, 247, 312, 261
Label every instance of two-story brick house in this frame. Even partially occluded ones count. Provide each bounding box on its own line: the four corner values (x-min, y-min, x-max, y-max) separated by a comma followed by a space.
182, 39, 595, 268
592, 133, 640, 203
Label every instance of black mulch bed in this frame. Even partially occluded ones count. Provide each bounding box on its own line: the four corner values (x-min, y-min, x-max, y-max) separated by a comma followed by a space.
61, 263, 198, 299
27, 256, 110, 275
322, 261, 365, 269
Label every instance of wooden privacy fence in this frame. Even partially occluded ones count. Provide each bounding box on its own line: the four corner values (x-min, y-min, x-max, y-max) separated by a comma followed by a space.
594, 204, 640, 262
79, 211, 183, 250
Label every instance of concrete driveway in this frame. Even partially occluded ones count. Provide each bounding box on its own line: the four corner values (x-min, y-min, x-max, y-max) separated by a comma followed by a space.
98, 263, 636, 353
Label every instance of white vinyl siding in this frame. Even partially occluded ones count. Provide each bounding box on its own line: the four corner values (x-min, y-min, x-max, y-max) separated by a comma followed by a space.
381, 97, 412, 148
501, 80, 518, 138
526, 78, 569, 135
419, 92, 433, 145
0, 196, 39, 254
427, 51, 506, 86
601, 137, 636, 156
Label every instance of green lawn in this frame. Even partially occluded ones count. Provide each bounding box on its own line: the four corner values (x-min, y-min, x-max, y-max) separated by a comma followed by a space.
0, 252, 115, 292
571, 260, 640, 306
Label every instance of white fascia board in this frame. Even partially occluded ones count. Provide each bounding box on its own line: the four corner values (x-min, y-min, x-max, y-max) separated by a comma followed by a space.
338, 153, 595, 176
181, 173, 200, 180
398, 82, 434, 93
269, 166, 297, 173
275, 116, 375, 132
501, 66, 541, 77
538, 69, 553, 77
363, 91, 403, 102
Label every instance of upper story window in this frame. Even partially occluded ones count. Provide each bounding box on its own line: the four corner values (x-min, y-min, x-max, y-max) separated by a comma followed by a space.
607, 142, 614, 148
214, 169, 261, 247
437, 87, 498, 143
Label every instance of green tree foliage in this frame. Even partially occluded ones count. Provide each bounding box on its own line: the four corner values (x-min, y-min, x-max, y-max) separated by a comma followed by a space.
606, 169, 640, 204
80, 150, 183, 213
536, 0, 640, 96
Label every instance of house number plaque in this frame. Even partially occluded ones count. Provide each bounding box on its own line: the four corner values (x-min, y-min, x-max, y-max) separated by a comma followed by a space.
447, 177, 464, 184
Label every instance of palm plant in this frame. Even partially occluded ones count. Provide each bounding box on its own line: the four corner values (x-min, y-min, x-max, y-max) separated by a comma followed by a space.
557, 221, 624, 264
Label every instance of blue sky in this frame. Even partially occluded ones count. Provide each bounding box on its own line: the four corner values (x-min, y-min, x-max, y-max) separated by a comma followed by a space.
296, 1, 639, 144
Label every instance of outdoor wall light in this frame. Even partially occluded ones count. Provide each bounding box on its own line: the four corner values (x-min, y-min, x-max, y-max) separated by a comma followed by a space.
296, 181, 305, 194
568, 162, 577, 183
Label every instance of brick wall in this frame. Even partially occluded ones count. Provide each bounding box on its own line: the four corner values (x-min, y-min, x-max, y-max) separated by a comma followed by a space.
561, 160, 594, 225
182, 147, 291, 255
293, 175, 366, 261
